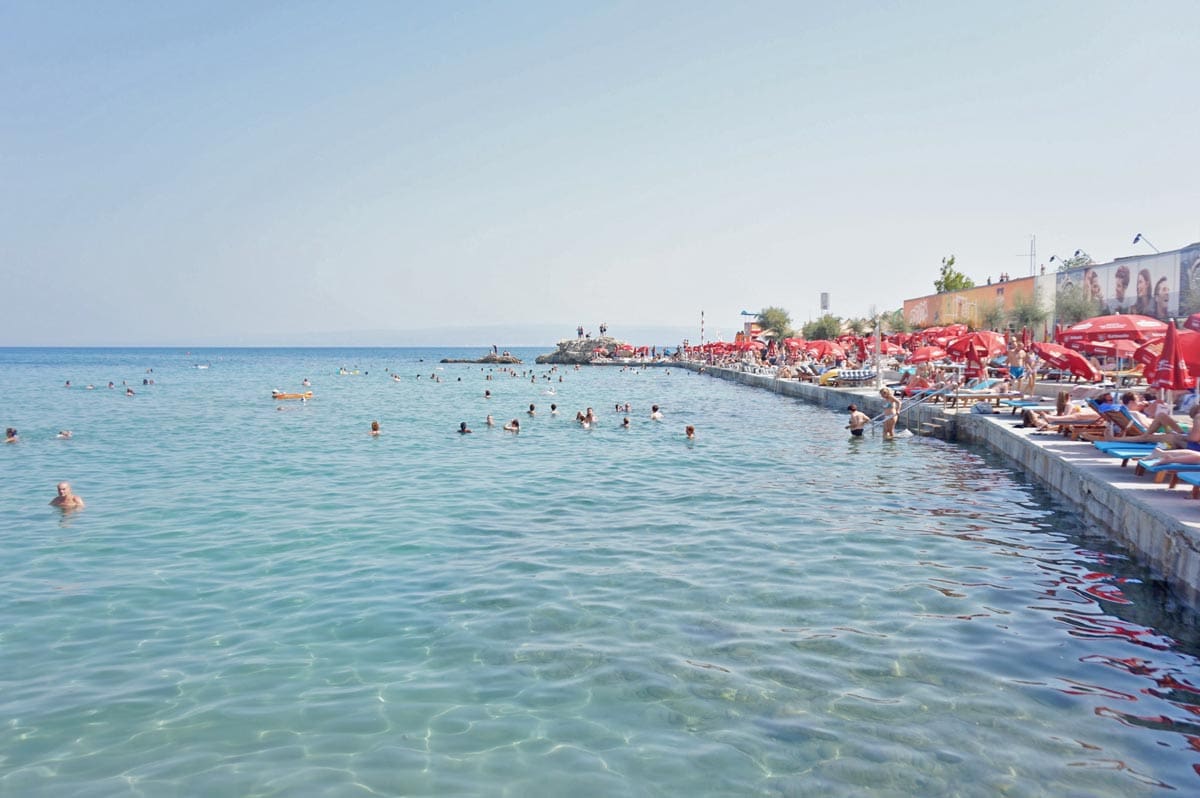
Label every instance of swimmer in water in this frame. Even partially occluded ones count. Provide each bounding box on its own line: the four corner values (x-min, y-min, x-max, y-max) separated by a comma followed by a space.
486, 414, 495, 427
622, 416, 631, 428
50, 481, 85, 510
685, 425, 695, 439
650, 405, 663, 420
528, 404, 536, 416
550, 404, 558, 415
370, 420, 381, 436
56, 430, 72, 439
5, 427, 18, 443
846, 404, 870, 437
503, 418, 520, 432
458, 421, 472, 434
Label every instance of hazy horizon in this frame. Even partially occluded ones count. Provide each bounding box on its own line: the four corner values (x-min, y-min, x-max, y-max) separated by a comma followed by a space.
5, 2, 1199, 345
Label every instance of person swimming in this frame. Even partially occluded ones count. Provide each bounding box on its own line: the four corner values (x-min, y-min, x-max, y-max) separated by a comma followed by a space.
369, 421, 381, 436
50, 481, 85, 510
458, 421, 472, 434
503, 418, 520, 432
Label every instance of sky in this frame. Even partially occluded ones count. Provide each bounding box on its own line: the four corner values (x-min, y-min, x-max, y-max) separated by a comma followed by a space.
3, 1, 1199, 346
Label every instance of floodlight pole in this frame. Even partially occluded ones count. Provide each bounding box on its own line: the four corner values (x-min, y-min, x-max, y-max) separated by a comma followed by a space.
1133, 233, 1160, 253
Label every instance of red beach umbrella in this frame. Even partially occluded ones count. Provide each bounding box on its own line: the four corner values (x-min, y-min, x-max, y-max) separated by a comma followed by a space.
1133, 329, 1200, 373
945, 331, 1007, 361
805, 340, 846, 360
907, 346, 948, 364
1058, 314, 1168, 345
1033, 342, 1103, 382
1076, 339, 1140, 359
1184, 313, 1200, 334
1148, 323, 1195, 391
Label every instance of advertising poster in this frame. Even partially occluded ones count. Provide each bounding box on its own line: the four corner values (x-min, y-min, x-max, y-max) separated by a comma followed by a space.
1057, 253, 1180, 320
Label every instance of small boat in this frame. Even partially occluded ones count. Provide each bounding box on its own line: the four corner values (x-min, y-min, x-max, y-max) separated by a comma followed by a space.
271, 390, 313, 400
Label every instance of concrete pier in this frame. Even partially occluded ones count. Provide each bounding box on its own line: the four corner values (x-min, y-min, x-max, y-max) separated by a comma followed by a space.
683, 363, 1200, 609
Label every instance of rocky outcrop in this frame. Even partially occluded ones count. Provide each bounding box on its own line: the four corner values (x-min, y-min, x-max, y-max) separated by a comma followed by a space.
536, 337, 628, 364
440, 352, 523, 365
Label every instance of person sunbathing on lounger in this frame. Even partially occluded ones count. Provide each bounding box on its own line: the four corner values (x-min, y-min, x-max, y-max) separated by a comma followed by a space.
1025, 392, 1108, 430
1139, 447, 1200, 465
1109, 404, 1200, 449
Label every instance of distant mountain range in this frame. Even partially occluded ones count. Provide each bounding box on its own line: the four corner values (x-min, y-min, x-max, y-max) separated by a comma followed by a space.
250, 323, 696, 348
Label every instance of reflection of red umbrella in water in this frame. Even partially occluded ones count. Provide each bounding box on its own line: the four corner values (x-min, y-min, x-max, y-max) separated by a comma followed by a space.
1033, 342, 1103, 382
805, 340, 845, 359
907, 346, 948, 364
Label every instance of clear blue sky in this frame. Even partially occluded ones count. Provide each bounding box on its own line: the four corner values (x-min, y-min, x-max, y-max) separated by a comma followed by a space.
3, 1, 1199, 346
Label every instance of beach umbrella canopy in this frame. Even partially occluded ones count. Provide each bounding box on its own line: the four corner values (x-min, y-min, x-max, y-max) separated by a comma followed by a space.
1148, 323, 1195, 391
1184, 313, 1200, 334
805, 340, 845, 360
1133, 328, 1200, 373
906, 345, 948, 364
945, 330, 1007, 361
1058, 314, 1168, 344
868, 340, 904, 355
1076, 339, 1141, 359
1033, 342, 1104, 382
782, 337, 806, 350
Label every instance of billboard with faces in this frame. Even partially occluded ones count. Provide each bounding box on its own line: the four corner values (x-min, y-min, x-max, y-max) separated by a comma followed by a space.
1057, 253, 1181, 320
1177, 244, 1200, 318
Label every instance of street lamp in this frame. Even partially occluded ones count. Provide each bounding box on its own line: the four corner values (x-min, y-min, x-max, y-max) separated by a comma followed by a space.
1132, 233, 1160, 253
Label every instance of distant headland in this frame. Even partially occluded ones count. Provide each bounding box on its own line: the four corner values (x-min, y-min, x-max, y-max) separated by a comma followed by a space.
536, 336, 629, 364
440, 351, 523, 365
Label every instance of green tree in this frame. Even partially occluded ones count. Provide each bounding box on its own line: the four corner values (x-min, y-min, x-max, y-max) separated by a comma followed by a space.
980, 300, 1008, 331
1055, 283, 1100, 325
934, 255, 975, 294
802, 314, 842, 341
845, 317, 867, 336
1010, 293, 1049, 332
883, 309, 909, 333
1053, 253, 1093, 272
756, 307, 793, 341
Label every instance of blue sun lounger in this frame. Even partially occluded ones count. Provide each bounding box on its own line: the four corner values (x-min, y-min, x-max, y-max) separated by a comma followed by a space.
1175, 472, 1200, 499
1094, 444, 1159, 467
1133, 458, 1200, 489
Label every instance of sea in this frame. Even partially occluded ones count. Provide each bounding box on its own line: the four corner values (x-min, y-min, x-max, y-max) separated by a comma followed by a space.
2, 346, 1199, 797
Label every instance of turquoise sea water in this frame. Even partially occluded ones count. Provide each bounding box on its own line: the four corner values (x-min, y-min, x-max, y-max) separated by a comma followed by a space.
2, 346, 1200, 797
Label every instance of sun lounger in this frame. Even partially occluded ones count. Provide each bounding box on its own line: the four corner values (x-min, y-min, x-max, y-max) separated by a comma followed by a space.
1132, 458, 1200, 489
1175, 472, 1200, 498
1000, 398, 1042, 414
833, 369, 876, 386
1094, 444, 1160, 467
948, 390, 1025, 409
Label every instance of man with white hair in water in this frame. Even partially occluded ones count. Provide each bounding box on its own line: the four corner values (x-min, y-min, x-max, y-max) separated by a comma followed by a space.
50, 481, 85, 510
